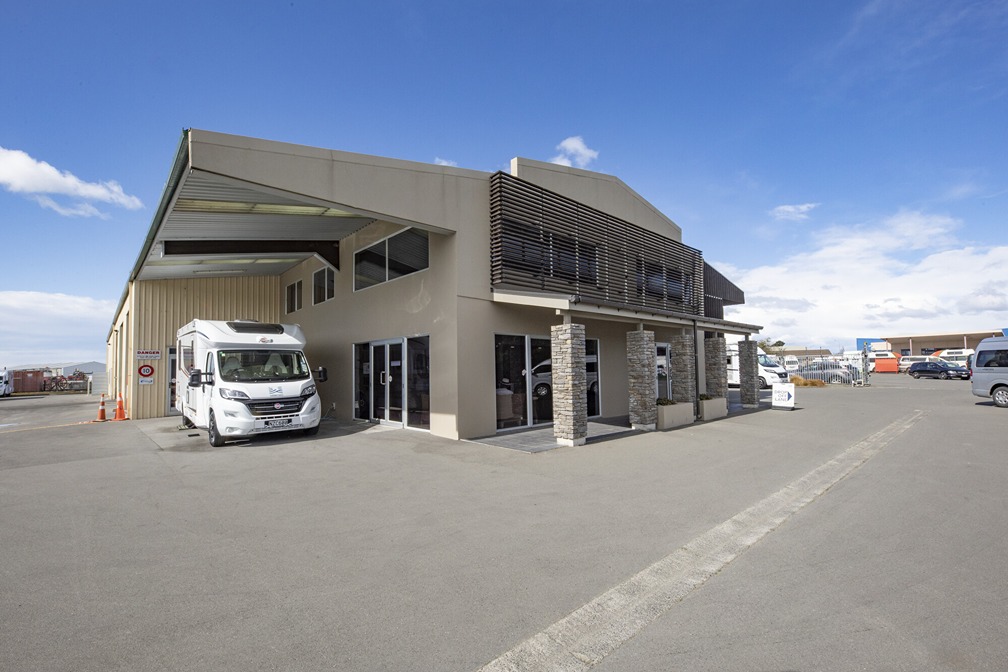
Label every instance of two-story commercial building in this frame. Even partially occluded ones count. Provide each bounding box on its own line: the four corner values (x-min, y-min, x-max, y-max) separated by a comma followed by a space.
108, 130, 760, 445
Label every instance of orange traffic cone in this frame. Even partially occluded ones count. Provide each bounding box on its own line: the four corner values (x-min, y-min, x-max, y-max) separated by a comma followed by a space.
112, 393, 128, 421
94, 393, 108, 422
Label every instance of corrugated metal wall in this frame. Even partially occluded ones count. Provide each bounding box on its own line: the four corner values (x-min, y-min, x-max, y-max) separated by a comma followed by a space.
122, 276, 281, 420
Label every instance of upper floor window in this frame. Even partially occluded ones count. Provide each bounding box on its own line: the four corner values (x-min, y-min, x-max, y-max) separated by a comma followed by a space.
285, 280, 302, 314
313, 267, 335, 305
500, 220, 597, 286
636, 258, 692, 305
355, 229, 429, 291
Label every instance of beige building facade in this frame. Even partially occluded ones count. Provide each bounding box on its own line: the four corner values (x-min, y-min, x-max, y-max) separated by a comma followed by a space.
882, 331, 1007, 357
108, 130, 759, 443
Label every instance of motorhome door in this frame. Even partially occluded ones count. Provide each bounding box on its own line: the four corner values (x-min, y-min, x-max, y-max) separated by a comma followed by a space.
193, 351, 215, 428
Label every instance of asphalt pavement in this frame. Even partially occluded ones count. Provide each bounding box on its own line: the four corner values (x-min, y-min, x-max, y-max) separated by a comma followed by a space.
1, 376, 1005, 671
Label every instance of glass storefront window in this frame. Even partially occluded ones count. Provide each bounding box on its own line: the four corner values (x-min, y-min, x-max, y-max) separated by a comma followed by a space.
407, 336, 430, 429
495, 334, 600, 431
494, 335, 528, 429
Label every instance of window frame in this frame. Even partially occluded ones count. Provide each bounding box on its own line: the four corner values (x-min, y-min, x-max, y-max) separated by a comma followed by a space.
313, 267, 335, 305
354, 228, 429, 292
285, 279, 303, 314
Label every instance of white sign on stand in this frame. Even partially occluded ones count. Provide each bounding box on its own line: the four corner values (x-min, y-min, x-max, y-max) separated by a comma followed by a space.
772, 383, 795, 410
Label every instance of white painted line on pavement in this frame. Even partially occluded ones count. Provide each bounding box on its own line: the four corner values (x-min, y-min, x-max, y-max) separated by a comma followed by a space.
477, 410, 927, 672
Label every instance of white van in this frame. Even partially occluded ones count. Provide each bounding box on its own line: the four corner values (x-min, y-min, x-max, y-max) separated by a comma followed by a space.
970, 337, 1008, 408
727, 343, 789, 389
0, 368, 12, 397
176, 320, 327, 446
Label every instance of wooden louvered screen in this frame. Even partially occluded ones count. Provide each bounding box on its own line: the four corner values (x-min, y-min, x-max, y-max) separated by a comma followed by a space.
490, 172, 706, 317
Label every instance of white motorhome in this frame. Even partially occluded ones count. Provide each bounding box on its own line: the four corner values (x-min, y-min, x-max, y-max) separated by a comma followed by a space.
932, 348, 975, 367
176, 320, 327, 446
727, 343, 790, 389
1, 368, 13, 397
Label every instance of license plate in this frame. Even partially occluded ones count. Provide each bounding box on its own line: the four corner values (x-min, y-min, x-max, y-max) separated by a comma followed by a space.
266, 419, 291, 428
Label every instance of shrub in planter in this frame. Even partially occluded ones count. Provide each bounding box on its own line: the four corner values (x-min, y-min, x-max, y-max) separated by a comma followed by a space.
698, 394, 727, 421
656, 397, 694, 429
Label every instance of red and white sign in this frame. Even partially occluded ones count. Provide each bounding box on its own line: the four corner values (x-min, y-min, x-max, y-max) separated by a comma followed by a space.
136, 350, 161, 360
138, 364, 155, 378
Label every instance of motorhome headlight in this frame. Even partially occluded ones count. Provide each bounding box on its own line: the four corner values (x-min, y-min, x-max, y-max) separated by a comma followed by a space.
218, 387, 251, 400
300, 384, 316, 398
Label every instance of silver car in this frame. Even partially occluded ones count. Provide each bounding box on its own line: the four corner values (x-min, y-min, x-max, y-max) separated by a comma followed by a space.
796, 361, 853, 384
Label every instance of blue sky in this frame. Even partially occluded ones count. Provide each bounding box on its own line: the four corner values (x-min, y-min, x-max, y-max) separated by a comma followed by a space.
2, 0, 1007, 366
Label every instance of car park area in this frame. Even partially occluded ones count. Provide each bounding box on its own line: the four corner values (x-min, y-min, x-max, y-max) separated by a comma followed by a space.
2, 378, 1007, 670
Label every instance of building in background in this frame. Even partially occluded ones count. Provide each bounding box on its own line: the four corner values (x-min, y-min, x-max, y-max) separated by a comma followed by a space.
880, 331, 1006, 356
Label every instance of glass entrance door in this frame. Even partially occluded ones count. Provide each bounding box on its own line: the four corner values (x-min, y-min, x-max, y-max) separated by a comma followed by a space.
356, 337, 429, 429
167, 347, 179, 415
529, 337, 552, 425
656, 343, 671, 399
370, 341, 403, 425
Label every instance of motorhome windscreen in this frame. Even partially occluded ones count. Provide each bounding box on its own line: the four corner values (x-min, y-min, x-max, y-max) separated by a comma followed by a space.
226, 322, 285, 335
217, 350, 311, 382
758, 354, 777, 368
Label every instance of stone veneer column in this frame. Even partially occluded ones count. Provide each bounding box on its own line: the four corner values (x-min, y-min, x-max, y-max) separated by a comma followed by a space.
551, 323, 587, 447
738, 339, 760, 408
627, 329, 656, 431
704, 336, 728, 398
669, 334, 696, 406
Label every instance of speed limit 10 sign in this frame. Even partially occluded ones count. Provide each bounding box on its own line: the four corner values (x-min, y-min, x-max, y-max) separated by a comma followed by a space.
138, 364, 155, 378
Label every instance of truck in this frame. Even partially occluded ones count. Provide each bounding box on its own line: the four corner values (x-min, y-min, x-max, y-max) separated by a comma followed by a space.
0, 368, 12, 397
727, 342, 790, 389
176, 320, 327, 447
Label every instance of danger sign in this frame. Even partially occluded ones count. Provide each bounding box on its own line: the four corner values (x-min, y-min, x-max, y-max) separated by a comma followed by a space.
138, 364, 155, 377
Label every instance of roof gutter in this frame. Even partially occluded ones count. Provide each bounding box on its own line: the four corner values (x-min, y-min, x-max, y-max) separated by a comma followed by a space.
107, 129, 192, 342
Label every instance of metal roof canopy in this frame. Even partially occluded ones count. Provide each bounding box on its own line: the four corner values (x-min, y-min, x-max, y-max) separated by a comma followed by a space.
136, 166, 376, 280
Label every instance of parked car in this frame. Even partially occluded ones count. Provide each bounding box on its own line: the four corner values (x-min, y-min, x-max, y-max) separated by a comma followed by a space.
795, 361, 853, 384
898, 355, 942, 373
970, 336, 1008, 408
530, 357, 599, 398
907, 361, 970, 380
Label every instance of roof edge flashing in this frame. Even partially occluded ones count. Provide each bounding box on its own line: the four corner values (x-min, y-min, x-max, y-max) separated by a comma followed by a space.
108, 128, 192, 341
508, 156, 682, 239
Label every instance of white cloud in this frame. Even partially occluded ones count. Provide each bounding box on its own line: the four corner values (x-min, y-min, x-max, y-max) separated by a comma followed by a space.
0, 291, 114, 366
957, 281, 1008, 313
0, 146, 143, 217
943, 181, 980, 201
770, 202, 820, 221
33, 195, 107, 218
551, 136, 599, 169
434, 157, 457, 167
721, 209, 1006, 351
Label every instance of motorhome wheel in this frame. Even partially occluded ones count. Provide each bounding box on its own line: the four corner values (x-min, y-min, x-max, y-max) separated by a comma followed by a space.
208, 411, 225, 447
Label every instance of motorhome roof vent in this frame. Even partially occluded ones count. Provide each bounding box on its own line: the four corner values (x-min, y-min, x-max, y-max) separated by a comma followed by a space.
226, 321, 285, 335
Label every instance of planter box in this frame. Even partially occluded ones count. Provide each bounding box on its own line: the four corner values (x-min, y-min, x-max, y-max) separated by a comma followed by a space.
699, 397, 727, 421
657, 403, 694, 430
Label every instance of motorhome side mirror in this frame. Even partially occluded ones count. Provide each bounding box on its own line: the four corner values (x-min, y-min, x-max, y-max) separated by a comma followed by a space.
187, 369, 203, 388
315, 367, 328, 383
